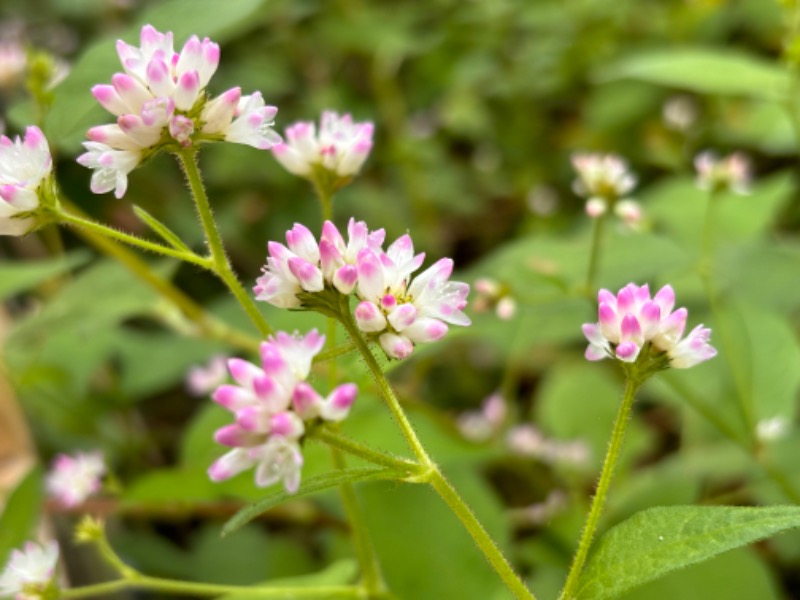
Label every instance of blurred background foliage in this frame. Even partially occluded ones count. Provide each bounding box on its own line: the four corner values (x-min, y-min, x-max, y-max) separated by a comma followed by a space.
2, 0, 800, 598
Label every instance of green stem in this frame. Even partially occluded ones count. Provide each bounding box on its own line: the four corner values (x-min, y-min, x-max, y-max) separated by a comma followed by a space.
339, 314, 430, 465
175, 148, 272, 338
560, 375, 640, 600
57, 200, 261, 354
584, 214, 607, 295
330, 446, 387, 595
314, 426, 420, 474
61, 578, 361, 599
428, 469, 535, 600
57, 209, 210, 269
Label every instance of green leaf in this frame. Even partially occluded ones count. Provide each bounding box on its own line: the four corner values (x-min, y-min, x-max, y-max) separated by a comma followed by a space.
45, 0, 266, 151
222, 467, 405, 537
0, 466, 44, 565
132, 205, 193, 252
575, 505, 800, 600
0, 251, 90, 300
597, 48, 789, 101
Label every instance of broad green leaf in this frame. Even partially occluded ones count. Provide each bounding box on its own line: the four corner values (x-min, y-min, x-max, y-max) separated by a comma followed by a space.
0, 252, 90, 300
620, 547, 779, 600
45, 0, 266, 151
222, 467, 405, 536
597, 48, 789, 101
0, 466, 43, 565
576, 505, 800, 600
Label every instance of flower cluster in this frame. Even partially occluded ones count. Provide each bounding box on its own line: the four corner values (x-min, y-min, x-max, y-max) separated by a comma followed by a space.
0, 541, 59, 600
208, 330, 356, 493
457, 393, 507, 442
254, 219, 470, 359
45, 451, 106, 507
506, 425, 590, 465
272, 111, 373, 183
571, 153, 641, 226
78, 24, 280, 198
473, 278, 517, 320
0, 126, 52, 236
582, 283, 717, 369
694, 151, 750, 195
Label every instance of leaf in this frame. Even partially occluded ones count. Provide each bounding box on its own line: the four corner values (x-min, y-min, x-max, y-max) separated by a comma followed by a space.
45, 0, 266, 151
597, 48, 789, 101
575, 505, 800, 600
0, 466, 44, 565
222, 467, 405, 536
132, 205, 193, 252
0, 251, 90, 300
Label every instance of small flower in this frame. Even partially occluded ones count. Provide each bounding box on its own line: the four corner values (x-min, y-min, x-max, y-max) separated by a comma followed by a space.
473, 278, 516, 320
80, 24, 280, 197
186, 355, 229, 396
208, 330, 357, 493
0, 541, 59, 600
0, 126, 53, 236
46, 451, 106, 507
272, 111, 373, 182
0, 41, 26, 90
694, 151, 750, 195
571, 153, 638, 224
508, 490, 568, 526
756, 417, 790, 443
506, 425, 590, 465
457, 393, 507, 442
582, 282, 717, 369
662, 95, 697, 132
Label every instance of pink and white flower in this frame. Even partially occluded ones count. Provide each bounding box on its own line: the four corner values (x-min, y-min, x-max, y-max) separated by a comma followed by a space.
208, 330, 357, 493
272, 111, 373, 178
571, 153, 638, 222
694, 151, 750, 195
582, 282, 717, 368
0, 541, 59, 600
46, 451, 106, 507
0, 126, 52, 236
186, 355, 229, 396
457, 393, 507, 442
80, 24, 280, 197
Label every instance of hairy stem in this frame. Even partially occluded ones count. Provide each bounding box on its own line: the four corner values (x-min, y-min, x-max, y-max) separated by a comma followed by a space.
175, 148, 273, 338
560, 375, 640, 600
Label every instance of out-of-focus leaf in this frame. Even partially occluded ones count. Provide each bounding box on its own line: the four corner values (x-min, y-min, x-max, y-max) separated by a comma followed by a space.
576, 505, 800, 600
220, 560, 358, 599
0, 252, 90, 300
0, 466, 43, 565
598, 48, 789, 101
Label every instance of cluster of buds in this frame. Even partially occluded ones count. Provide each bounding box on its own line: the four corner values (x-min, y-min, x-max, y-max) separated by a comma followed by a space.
506, 424, 590, 465
208, 330, 356, 493
694, 151, 750, 195
79, 24, 280, 198
472, 278, 516, 320
272, 111, 374, 189
0, 126, 53, 236
582, 283, 716, 370
254, 219, 470, 360
45, 451, 106, 507
457, 393, 507, 442
571, 153, 642, 227
0, 541, 59, 600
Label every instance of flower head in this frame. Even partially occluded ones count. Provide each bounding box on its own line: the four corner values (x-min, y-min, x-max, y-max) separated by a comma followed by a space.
254, 219, 470, 359
186, 355, 229, 396
272, 111, 373, 185
582, 282, 716, 370
46, 451, 106, 507
473, 278, 517, 320
694, 151, 750, 195
0, 126, 52, 236
80, 24, 280, 197
208, 330, 356, 493
457, 393, 507, 442
0, 541, 59, 600
571, 153, 638, 223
